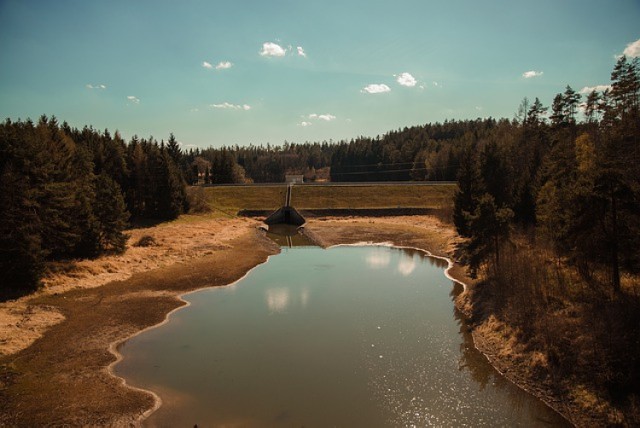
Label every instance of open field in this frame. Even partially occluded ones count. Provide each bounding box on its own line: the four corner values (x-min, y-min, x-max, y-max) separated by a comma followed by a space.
202, 183, 456, 214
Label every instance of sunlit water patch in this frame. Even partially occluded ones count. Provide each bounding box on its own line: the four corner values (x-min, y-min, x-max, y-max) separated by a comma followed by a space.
115, 246, 568, 427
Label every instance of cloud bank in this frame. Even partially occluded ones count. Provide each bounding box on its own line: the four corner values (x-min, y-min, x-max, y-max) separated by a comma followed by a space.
580, 85, 611, 94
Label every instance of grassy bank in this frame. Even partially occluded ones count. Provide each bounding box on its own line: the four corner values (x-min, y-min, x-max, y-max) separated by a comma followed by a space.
199, 183, 455, 215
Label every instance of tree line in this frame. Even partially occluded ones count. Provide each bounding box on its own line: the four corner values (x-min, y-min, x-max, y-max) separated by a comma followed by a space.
0, 117, 189, 296
186, 121, 504, 184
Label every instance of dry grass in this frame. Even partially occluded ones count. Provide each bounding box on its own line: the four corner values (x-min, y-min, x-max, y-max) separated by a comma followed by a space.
202, 186, 286, 216
292, 184, 455, 209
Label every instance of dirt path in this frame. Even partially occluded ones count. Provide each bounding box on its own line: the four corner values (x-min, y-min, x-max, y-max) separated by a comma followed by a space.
0, 219, 279, 426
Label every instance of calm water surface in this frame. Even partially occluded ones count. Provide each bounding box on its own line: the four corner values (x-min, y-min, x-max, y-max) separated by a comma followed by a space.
116, 245, 569, 427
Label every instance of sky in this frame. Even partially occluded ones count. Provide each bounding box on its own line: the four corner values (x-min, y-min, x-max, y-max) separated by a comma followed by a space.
1, 0, 639, 149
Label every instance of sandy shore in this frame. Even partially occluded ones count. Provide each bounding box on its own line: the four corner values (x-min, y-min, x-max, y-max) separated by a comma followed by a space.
0, 214, 583, 426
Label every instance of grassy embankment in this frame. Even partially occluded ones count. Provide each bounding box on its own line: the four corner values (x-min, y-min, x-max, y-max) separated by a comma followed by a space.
193, 183, 455, 216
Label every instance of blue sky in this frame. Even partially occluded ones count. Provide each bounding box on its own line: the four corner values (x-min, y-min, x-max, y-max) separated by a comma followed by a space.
1, 0, 639, 148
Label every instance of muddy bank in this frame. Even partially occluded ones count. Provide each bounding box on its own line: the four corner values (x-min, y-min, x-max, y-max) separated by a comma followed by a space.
0, 225, 279, 426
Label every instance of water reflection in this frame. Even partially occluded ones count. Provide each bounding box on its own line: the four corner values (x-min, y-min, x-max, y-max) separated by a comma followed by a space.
265, 287, 290, 313
397, 252, 417, 276
365, 247, 427, 276
115, 246, 569, 427
265, 224, 315, 247
365, 247, 391, 268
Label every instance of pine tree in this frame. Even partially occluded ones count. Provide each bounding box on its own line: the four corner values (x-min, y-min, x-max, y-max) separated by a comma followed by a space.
91, 173, 129, 253
463, 194, 513, 277
0, 120, 45, 294
166, 133, 182, 165
453, 143, 484, 237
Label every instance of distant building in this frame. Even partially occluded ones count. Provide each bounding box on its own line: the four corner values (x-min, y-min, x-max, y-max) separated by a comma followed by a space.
285, 175, 304, 184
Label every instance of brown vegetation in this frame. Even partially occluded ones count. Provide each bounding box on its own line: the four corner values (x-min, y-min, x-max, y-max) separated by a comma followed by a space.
461, 236, 640, 426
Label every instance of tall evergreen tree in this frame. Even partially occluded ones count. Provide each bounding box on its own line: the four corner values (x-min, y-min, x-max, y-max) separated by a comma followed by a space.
453, 142, 484, 237
91, 173, 129, 253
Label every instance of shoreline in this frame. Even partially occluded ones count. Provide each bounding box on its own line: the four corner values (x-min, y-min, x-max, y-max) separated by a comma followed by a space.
0, 218, 281, 426
0, 214, 586, 426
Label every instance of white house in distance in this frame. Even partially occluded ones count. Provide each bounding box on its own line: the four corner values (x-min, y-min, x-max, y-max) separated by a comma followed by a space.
285, 175, 304, 184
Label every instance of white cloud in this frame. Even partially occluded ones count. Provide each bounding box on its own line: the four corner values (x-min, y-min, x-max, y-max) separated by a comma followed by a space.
202, 61, 213, 69
318, 114, 336, 121
396, 72, 417, 87
433, 81, 439, 87
260, 42, 286, 57
623, 38, 640, 58
307, 113, 336, 121
215, 61, 233, 70
210, 102, 251, 110
127, 95, 140, 104
580, 84, 611, 94
86, 84, 106, 89
297, 46, 306, 57
523, 70, 543, 79
299, 121, 313, 127
361, 83, 391, 94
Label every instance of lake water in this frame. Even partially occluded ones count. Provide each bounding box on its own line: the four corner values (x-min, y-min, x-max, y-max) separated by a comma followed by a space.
115, 244, 569, 427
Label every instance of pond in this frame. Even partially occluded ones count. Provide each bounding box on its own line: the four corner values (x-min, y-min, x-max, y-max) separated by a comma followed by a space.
115, 243, 569, 427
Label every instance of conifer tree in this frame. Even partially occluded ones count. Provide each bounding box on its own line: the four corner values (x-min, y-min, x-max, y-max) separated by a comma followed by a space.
91, 173, 129, 253
453, 143, 484, 237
